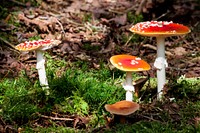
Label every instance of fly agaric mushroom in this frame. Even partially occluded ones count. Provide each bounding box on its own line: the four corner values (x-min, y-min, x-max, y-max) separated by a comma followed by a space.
129, 21, 190, 99
105, 100, 139, 123
110, 54, 150, 101
15, 39, 61, 95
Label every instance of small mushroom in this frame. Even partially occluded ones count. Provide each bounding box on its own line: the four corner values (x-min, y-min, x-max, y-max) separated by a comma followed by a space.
105, 100, 139, 123
130, 21, 190, 99
15, 39, 61, 95
110, 54, 150, 101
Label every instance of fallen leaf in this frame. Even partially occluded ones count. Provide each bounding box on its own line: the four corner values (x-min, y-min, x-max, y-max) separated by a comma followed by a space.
194, 117, 200, 127
109, 14, 127, 26
173, 47, 187, 56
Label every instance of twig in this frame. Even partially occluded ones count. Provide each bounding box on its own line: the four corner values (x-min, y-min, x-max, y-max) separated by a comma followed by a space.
55, 18, 65, 34
108, 9, 124, 15
167, 66, 187, 71
37, 9, 83, 26
142, 44, 173, 56
0, 117, 6, 126
91, 125, 106, 133
0, 36, 15, 49
124, 34, 134, 46
135, 0, 147, 15
153, 11, 170, 21
125, 0, 141, 13
5, 125, 18, 132
64, 17, 84, 26
37, 113, 74, 121
137, 114, 161, 123
8, 0, 27, 7
0, 36, 19, 53
36, 9, 62, 18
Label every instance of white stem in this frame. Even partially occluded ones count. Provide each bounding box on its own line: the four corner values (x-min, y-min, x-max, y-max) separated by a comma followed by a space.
155, 37, 166, 99
123, 72, 135, 101
126, 91, 133, 101
36, 50, 49, 94
125, 72, 133, 87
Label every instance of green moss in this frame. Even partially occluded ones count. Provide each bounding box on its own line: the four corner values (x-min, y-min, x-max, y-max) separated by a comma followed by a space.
83, 13, 92, 22
0, 53, 199, 132
127, 12, 143, 24
83, 43, 101, 51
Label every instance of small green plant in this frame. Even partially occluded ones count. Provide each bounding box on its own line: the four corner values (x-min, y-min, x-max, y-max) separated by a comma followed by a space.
0, 6, 8, 18
29, 36, 41, 41
58, 95, 89, 116
127, 12, 143, 24
83, 13, 92, 22
121, 32, 144, 44
168, 77, 200, 99
83, 43, 101, 52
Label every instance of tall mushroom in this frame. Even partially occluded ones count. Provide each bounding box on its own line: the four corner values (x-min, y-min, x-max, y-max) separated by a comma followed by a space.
15, 39, 61, 95
110, 54, 150, 101
105, 100, 139, 123
129, 21, 190, 99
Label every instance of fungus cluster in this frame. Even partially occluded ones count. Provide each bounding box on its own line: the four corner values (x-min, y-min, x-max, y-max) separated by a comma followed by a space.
105, 20, 190, 125
130, 21, 190, 99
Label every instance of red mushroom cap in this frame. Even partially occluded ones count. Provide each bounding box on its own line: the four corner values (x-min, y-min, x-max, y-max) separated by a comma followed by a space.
110, 54, 150, 71
129, 21, 190, 37
15, 39, 61, 51
105, 100, 140, 115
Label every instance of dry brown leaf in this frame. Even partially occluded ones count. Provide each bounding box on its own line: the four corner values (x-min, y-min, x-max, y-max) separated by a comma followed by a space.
18, 13, 58, 32
109, 14, 127, 26
195, 117, 200, 127
99, 40, 115, 53
73, 116, 89, 129
173, 47, 187, 56
60, 42, 73, 53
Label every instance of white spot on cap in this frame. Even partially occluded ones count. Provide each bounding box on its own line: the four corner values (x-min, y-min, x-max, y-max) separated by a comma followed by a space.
118, 62, 122, 66
131, 60, 138, 65
135, 57, 141, 60
163, 21, 173, 25
134, 21, 174, 32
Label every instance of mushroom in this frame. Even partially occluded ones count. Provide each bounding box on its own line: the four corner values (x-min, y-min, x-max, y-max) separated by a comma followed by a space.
15, 39, 61, 95
110, 54, 150, 101
129, 21, 190, 99
105, 100, 139, 123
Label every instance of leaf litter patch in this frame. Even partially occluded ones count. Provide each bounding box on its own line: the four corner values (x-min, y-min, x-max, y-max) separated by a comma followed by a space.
0, 0, 199, 132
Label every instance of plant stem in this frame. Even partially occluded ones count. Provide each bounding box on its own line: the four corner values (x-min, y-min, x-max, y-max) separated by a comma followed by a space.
36, 50, 49, 95
124, 72, 135, 101
155, 37, 166, 99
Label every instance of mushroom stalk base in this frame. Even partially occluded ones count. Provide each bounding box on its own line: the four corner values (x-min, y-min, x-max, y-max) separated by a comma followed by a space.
123, 72, 135, 101
114, 115, 126, 124
36, 50, 50, 95
155, 37, 166, 99
126, 91, 133, 101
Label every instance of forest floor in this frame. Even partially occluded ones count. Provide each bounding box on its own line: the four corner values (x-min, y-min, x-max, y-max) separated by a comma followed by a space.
0, 0, 199, 79
0, 0, 199, 132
